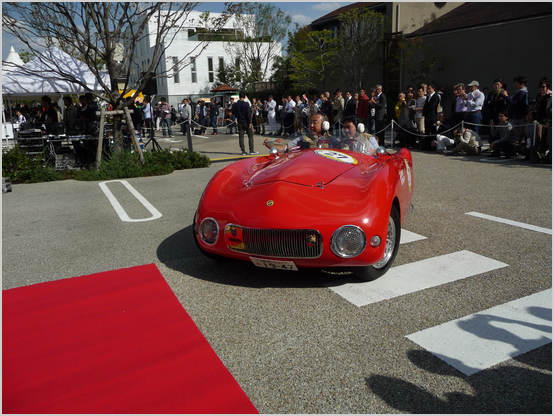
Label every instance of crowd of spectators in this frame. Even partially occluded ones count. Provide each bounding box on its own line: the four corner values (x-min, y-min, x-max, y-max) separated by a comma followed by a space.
158, 75, 550, 162
392, 75, 551, 163
6, 74, 550, 163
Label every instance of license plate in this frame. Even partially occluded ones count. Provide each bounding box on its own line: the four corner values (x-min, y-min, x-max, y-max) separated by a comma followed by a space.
250, 257, 298, 271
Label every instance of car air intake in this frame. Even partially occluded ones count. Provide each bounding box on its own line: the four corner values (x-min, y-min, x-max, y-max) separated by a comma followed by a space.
227, 226, 323, 259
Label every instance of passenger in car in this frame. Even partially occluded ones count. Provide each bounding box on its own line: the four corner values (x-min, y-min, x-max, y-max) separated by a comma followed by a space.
339, 115, 379, 155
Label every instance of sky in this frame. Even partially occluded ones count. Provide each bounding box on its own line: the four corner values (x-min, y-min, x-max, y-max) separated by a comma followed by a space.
2, 2, 356, 61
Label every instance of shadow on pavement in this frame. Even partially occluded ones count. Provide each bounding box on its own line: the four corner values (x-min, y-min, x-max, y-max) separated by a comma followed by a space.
365, 345, 552, 413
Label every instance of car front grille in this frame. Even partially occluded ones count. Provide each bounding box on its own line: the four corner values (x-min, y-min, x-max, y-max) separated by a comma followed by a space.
226, 226, 323, 259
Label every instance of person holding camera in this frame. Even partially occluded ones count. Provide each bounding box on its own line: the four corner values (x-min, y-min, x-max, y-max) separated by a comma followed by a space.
265, 96, 277, 136
461, 80, 485, 135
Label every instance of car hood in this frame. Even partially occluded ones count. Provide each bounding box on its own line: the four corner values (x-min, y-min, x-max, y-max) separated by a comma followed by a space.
246, 149, 367, 187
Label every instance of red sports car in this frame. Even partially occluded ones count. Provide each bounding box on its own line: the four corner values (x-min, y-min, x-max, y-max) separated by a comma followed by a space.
193, 143, 414, 280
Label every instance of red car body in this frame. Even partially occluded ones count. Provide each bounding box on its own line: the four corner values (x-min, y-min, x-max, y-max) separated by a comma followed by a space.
193, 147, 414, 276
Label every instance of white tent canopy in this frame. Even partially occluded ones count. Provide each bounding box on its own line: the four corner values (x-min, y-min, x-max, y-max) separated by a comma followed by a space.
2, 46, 110, 99
2, 46, 25, 72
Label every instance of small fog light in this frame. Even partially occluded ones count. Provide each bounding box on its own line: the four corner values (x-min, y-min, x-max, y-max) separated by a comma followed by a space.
370, 235, 381, 247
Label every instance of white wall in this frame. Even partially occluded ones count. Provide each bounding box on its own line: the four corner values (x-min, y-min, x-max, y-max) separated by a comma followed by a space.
134, 11, 281, 107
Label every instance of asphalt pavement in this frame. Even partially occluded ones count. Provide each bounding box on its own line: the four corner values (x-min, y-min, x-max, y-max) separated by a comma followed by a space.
2, 128, 552, 413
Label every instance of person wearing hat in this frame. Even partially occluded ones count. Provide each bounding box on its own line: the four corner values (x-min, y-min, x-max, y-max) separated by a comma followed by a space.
265, 95, 277, 135
461, 80, 485, 135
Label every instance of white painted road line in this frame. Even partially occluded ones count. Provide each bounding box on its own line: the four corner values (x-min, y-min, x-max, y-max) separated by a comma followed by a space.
400, 229, 427, 244
406, 289, 552, 376
99, 180, 162, 222
326, 250, 508, 307
466, 212, 552, 235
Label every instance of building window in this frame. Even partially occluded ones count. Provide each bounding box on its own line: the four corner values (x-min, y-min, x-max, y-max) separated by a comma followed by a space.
208, 57, 214, 82
173, 57, 179, 84
235, 57, 240, 82
191, 57, 197, 83
219, 56, 224, 72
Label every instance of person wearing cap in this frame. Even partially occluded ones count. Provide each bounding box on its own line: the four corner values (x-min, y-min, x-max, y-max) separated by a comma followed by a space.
265, 95, 277, 135
461, 80, 485, 134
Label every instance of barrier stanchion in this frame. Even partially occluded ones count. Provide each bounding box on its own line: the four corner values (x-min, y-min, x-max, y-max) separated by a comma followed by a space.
186, 122, 193, 152
390, 121, 394, 150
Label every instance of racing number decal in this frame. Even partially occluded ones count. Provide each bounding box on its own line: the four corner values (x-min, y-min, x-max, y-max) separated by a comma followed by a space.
314, 149, 358, 165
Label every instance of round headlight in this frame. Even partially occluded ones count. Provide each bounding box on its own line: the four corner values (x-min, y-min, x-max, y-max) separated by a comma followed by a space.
331, 225, 367, 258
200, 218, 219, 245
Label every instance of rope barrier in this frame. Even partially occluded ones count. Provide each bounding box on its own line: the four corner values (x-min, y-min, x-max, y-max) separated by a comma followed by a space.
160, 113, 551, 141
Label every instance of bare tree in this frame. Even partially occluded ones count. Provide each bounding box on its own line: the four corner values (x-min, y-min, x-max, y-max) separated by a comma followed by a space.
224, 2, 290, 92
2, 2, 234, 151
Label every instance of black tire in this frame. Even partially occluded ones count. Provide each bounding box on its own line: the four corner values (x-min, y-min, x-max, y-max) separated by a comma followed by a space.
192, 211, 228, 262
352, 204, 401, 281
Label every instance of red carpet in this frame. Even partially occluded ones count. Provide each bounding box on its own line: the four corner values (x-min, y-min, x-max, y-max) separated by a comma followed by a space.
2, 264, 258, 414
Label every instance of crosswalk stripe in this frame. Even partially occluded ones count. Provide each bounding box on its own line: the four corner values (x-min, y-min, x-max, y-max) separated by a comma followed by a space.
465, 212, 552, 235
400, 229, 427, 244
406, 289, 552, 376
326, 250, 508, 307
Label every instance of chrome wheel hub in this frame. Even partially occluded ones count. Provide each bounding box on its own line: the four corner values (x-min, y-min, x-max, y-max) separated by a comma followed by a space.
373, 215, 396, 269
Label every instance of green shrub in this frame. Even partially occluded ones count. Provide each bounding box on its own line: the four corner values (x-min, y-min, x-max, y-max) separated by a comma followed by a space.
2, 146, 211, 184
170, 148, 211, 170
2, 146, 67, 183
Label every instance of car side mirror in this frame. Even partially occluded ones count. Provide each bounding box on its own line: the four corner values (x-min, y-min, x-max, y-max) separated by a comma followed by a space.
373, 146, 387, 159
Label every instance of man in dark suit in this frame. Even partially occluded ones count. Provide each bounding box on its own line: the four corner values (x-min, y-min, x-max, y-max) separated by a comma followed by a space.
343, 91, 356, 119
374, 85, 387, 146
422, 84, 441, 150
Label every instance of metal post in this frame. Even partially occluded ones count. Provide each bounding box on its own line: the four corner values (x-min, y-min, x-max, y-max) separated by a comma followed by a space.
186, 121, 193, 152
390, 121, 394, 150
96, 107, 106, 170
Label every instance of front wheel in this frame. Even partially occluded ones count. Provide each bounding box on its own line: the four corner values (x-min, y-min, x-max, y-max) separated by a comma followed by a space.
352, 204, 401, 281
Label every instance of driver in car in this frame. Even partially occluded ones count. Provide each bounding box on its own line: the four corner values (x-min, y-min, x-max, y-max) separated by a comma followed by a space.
263, 113, 339, 152
339, 115, 380, 154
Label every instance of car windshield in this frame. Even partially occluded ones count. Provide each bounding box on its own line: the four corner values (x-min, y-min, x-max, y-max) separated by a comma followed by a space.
337, 138, 369, 154
283, 132, 370, 155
